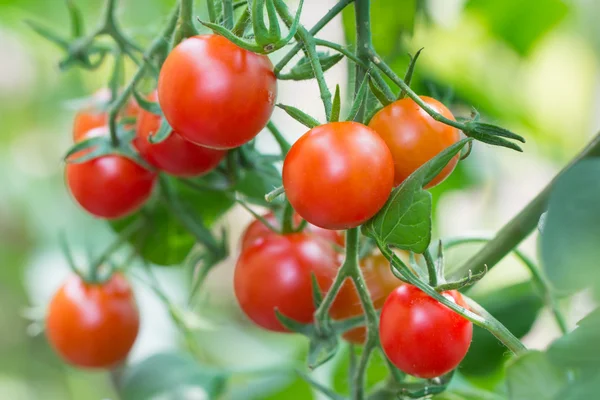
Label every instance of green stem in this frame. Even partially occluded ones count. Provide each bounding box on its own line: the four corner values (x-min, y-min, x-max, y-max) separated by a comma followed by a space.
265, 185, 285, 202
89, 218, 145, 275
314, 38, 369, 68
274, 0, 333, 120
353, 0, 371, 122
266, 121, 291, 155
445, 236, 568, 335
423, 248, 438, 287
377, 241, 527, 355
207, 0, 218, 23
281, 201, 295, 234
179, 0, 198, 38
223, 0, 234, 29
455, 132, 600, 278
274, 0, 354, 74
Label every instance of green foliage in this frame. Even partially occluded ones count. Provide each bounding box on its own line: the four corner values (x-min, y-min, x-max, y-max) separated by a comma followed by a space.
467, 0, 568, 55
280, 52, 344, 81
505, 351, 567, 400
541, 159, 600, 294
460, 281, 543, 376
119, 353, 226, 400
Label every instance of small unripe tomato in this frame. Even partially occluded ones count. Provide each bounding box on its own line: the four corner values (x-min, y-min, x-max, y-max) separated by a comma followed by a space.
135, 92, 226, 177
368, 96, 460, 188
379, 285, 473, 378
158, 35, 277, 149
46, 273, 140, 368
66, 127, 156, 219
283, 122, 394, 230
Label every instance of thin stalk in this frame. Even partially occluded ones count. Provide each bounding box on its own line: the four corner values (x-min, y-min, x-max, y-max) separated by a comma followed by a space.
423, 248, 438, 286
274, 0, 354, 74
223, 0, 235, 29
444, 236, 568, 334
454, 133, 600, 278
179, 0, 198, 38
274, 0, 333, 119
232, 5, 251, 36
267, 121, 291, 155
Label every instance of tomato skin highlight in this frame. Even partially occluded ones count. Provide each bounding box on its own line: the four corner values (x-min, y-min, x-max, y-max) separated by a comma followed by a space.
135, 92, 226, 177
330, 253, 401, 344
240, 212, 343, 251
158, 35, 277, 149
368, 96, 460, 188
283, 122, 394, 230
46, 273, 140, 368
234, 233, 339, 332
379, 285, 473, 378
66, 127, 156, 219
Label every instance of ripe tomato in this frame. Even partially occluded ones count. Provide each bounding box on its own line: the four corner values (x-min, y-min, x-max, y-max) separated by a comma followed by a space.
379, 285, 473, 378
46, 273, 139, 368
368, 96, 460, 188
283, 122, 394, 230
234, 233, 339, 332
66, 127, 157, 219
241, 212, 343, 251
135, 92, 226, 177
73, 88, 139, 142
158, 35, 277, 149
330, 253, 401, 344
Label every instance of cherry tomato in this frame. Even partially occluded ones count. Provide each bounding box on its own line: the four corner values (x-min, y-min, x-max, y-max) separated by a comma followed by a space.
330, 253, 401, 344
241, 212, 343, 251
66, 127, 157, 219
234, 233, 339, 332
46, 273, 139, 368
379, 285, 472, 378
158, 35, 277, 149
283, 122, 394, 230
73, 89, 139, 142
135, 92, 226, 177
368, 96, 460, 188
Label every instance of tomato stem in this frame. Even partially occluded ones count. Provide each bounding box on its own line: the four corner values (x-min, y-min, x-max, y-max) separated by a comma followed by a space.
178, 0, 199, 40
223, 0, 235, 30
444, 236, 568, 335
423, 248, 438, 287
231, 4, 251, 36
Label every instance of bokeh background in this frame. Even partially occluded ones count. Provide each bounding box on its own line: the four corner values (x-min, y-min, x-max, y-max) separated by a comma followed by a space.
1, 0, 599, 398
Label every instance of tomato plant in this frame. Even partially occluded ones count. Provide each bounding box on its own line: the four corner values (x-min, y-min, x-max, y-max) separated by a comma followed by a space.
234, 231, 339, 332
158, 34, 277, 149
368, 96, 461, 188
35, 0, 594, 398
66, 127, 157, 219
135, 92, 226, 177
283, 122, 394, 230
379, 285, 473, 378
46, 273, 139, 368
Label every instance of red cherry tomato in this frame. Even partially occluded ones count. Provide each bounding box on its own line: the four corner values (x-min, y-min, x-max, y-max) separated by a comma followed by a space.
379, 285, 473, 378
66, 127, 157, 219
158, 35, 277, 149
135, 92, 226, 177
73, 89, 139, 142
330, 253, 401, 344
46, 273, 140, 368
241, 212, 343, 251
283, 122, 394, 230
368, 96, 460, 188
234, 233, 339, 332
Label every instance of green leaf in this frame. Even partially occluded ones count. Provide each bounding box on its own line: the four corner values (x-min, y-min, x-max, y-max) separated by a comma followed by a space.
346, 75, 368, 122
277, 104, 321, 128
280, 52, 344, 81
119, 353, 226, 400
540, 159, 600, 294
235, 164, 282, 207
467, 0, 568, 55
548, 307, 600, 371
368, 76, 393, 107
330, 84, 341, 122
555, 370, 600, 400
133, 90, 162, 115
148, 117, 173, 144
506, 351, 567, 400
364, 138, 472, 252
111, 179, 233, 266
460, 281, 543, 376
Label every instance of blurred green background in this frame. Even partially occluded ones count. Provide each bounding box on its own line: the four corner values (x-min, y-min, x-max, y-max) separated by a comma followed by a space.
1, 0, 599, 398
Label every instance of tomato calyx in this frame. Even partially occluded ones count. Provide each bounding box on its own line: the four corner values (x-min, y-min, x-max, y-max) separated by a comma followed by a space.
65, 123, 154, 171
198, 0, 304, 54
